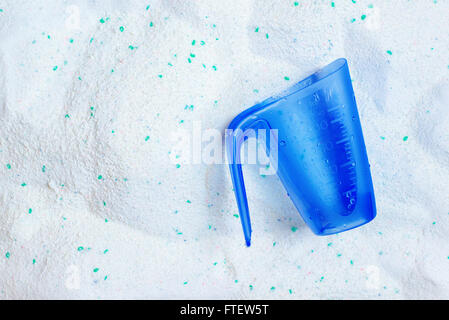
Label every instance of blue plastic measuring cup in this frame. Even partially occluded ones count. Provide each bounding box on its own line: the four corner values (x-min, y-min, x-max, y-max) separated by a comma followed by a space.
226, 58, 376, 246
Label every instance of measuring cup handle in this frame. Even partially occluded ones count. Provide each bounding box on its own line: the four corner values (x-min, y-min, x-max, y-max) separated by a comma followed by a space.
226, 113, 260, 247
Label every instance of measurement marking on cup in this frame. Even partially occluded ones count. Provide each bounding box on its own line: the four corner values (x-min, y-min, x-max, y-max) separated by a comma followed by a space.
330, 117, 343, 124
345, 188, 357, 195
336, 137, 350, 145
326, 100, 358, 215
327, 105, 342, 113
340, 161, 355, 168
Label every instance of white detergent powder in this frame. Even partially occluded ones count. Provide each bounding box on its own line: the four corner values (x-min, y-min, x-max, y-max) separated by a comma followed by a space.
0, 0, 449, 299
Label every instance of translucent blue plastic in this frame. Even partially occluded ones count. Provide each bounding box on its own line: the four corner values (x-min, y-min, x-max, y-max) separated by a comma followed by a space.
226, 58, 376, 247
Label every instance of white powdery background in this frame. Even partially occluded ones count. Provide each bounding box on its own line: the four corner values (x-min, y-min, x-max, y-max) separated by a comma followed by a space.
0, 0, 449, 299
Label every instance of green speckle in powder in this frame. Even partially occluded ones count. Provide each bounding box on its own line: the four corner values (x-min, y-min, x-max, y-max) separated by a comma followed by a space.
158, 74, 163, 78
386, 50, 393, 55
119, 26, 124, 32
93, 268, 99, 273
270, 286, 276, 291
33, 259, 36, 264
183, 281, 188, 285
21, 183, 27, 187
294, 1, 299, 6
145, 136, 150, 141
6, 163, 11, 169
149, 21, 154, 27
28, 208, 32, 214
65, 114, 70, 118
5, 252, 10, 259
265, 33, 269, 39
233, 214, 239, 218
104, 249, 109, 254
361, 14, 367, 20
99, 18, 105, 23
98, 175, 103, 180
53, 66, 58, 71
129, 45, 136, 50
284, 76, 290, 81
255, 27, 259, 32
291, 226, 298, 232
192, 40, 196, 46
176, 164, 181, 168
331, 2, 335, 7
403, 136, 408, 141
77, 246, 84, 251
186, 200, 191, 204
